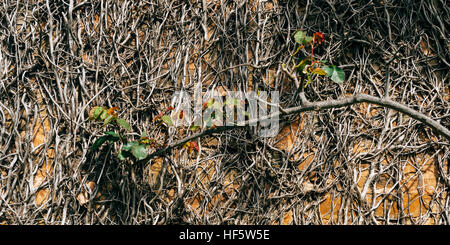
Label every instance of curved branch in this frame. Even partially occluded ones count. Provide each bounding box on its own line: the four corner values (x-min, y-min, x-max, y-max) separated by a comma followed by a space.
285, 94, 450, 141
141, 93, 450, 163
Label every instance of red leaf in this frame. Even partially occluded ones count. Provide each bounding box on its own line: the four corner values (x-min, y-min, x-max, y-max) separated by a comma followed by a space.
313, 32, 325, 45
191, 142, 199, 152
184, 141, 199, 154
179, 110, 184, 119
202, 101, 208, 110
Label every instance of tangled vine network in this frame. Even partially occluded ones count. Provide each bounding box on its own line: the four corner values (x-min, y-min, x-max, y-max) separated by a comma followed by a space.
0, 0, 449, 225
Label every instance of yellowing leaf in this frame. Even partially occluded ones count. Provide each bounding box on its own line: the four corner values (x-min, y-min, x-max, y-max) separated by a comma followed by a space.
311, 67, 327, 75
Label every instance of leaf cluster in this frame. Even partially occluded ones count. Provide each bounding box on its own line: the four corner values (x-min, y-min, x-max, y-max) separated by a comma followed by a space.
292, 31, 345, 85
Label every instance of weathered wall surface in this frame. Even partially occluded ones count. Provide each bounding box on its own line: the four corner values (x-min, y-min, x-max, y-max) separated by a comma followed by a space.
0, 0, 448, 224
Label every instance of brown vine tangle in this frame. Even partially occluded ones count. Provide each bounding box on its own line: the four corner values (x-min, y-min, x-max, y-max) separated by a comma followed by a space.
1, 0, 449, 225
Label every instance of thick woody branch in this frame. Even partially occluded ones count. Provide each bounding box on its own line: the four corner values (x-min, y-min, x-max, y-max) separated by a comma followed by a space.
284, 94, 450, 141
141, 93, 450, 163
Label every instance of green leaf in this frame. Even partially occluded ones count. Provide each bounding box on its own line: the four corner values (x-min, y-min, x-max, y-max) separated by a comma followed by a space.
105, 131, 119, 137
304, 36, 313, 43
92, 135, 108, 150
294, 31, 305, 44
99, 110, 109, 120
118, 150, 132, 160
161, 115, 173, 126
122, 141, 139, 151
304, 74, 313, 87
105, 131, 120, 139
92, 131, 121, 150
295, 58, 309, 72
117, 118, 131, 130
89, 106, 105, 120
189, 125, 200, 131
131, 144, 147, 160
104, 114, 116, 124
294, 31, 313, 45
118, 152, 125, 160
122, 141, 148, 160
322, 65, 345, 84
118, 151, 126, 160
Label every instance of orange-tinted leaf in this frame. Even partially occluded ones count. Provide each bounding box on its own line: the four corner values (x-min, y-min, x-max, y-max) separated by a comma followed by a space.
311, 67, 327, 75
203, 98, 215, 110
107, 106, 119, 117
153, 111, 164, 122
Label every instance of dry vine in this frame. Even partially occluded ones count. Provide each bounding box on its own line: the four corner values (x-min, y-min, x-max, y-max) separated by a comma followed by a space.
0, 0, 449, 225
